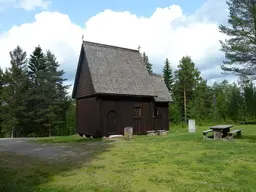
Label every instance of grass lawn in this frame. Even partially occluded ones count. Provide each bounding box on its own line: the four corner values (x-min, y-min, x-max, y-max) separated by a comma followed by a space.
1, 124, 256, 192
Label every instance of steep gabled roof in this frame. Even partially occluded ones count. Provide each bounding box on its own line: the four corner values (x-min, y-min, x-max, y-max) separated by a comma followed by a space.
72, 41, 172, 102
150, 74, 173, 102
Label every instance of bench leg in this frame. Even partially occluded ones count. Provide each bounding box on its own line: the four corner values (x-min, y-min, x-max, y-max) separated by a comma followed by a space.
237, 131, 241, 138
214, 130, 222, 139
228, 133, 234, 140
203, 132, 213, 140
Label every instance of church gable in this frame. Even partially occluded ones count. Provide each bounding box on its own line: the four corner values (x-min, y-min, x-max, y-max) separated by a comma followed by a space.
72, 46, 95, 98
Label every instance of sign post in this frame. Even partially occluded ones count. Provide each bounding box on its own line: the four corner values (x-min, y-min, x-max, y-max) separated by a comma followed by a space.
188, 119, 196, 133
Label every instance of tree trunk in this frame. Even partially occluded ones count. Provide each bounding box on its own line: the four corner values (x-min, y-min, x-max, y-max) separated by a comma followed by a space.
49, 120, 52, 137
11, 127, 14, 138
184, 84, 187, 123
49, 128, 51, 137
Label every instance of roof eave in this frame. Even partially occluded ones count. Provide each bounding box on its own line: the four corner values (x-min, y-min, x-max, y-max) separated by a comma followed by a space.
95, 92, 157, 98
71, 44, 84, 99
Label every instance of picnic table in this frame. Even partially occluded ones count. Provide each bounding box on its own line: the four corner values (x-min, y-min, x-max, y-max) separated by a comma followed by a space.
210, 125, 233, 139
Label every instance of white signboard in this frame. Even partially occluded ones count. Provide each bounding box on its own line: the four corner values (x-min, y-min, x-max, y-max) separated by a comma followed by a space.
188, 119, 196, 133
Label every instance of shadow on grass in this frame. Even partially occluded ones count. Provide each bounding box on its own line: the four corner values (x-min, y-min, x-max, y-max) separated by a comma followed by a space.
29, 135, 104, 144
240, 135, 256, 143
0, 139, 115, 192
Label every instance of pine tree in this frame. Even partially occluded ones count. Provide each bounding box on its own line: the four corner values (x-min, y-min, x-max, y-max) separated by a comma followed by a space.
188, 79, 212, 122
142, 52, 153, 74
227, 83, 244, 122
28, 45, 47, 82
26, 46, 70, 136
0, 68, 3, 101
65, 98, 76, 135
163, 58, 174, 92
43, 50, 70, 136
27, 45, 49, 136
211, 80, 233, 122
219, 0, 256, 79
0, 68, 4, 136
174, 56, 201, 123
243, 81, 256, 120
169, 97, 181, 124
1, 46, 29, 137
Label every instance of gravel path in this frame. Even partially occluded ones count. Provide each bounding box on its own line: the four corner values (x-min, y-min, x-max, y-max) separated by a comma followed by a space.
0, 138, 87, 160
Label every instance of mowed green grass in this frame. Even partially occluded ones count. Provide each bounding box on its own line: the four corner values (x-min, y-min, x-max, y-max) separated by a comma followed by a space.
1, 124, 256, 192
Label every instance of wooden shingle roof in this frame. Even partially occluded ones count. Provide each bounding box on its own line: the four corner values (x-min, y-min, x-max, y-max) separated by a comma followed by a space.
72, 41, 172, 102
151, 74, 173, 102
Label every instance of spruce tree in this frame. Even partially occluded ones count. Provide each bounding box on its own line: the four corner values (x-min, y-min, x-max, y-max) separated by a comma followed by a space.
211, 80, 232, 122
1, 46, 29, 137
219, 0, 256, 79
0, 68, 3, 101
174, 56, 201, 123
142, 52, 153, 74
27, 46, 70, 136
163, 58, 174, 92
44, 50, 70, 136
227, 83, 244, 122
0, 68, 3, 136
27, 45, 49, 136
65, 98, 76, 135
243, 81, 256, 120
188, 79, 212, 122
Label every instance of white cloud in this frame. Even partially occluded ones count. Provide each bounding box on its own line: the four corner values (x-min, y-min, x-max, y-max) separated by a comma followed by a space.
0, 0, 50, 11
0, 0, 234, 94
0, 11, 82, 78
18, 0, 50, 11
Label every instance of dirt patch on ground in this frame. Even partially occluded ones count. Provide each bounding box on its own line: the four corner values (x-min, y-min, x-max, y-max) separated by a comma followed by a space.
0, 138, 88, 160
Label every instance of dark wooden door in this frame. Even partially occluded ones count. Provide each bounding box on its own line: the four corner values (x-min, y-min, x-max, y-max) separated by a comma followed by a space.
107, 110, 118, 135
134, 118, 141, 134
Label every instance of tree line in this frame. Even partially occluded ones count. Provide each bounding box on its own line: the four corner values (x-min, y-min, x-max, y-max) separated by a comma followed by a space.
143, 52, 256, 125
1, 0, 255, 137
141, 0, 256, 125
0, 46, 76, 137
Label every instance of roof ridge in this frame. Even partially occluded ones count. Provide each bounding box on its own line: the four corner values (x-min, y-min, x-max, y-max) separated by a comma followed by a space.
83, 40, 139, 52
151, 73, 163, 78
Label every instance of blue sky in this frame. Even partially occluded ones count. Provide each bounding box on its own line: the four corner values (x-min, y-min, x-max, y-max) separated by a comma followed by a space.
0, 0, 232, 92
1, 0, 206, 30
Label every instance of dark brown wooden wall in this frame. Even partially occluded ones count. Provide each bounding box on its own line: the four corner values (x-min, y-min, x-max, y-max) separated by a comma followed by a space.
100, 95, 153, 136
153, 102, 169, 131
76, 95, 169, 137
76, 97, 99, 136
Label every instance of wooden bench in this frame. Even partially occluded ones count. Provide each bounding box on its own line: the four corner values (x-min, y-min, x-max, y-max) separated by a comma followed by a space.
147, 130, 157, 136
203, 129, 213, 139
157, 130, 168, 135
228, 129, 242, 139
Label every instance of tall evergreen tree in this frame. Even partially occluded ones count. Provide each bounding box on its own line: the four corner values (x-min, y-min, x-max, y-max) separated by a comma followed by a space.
174, 56, 201, 122
0, 68, 4, 136
219, 0, 256, 79
163, 58, 174, 92
65, 98, 76, 135
169, 97, 181, 124
0, 67, 3, 89
26, 46, 70, 136
0, 67, 3, 101
211, 80, 234, 122
1, 46, 29, 137
187, 79, 212, 122
243, 81, 256, 120
142, 52, 153, 74
43, 50, 70, 136
238, 74, 251, 89
227, 83, 244, 122
27, 45, 49, 136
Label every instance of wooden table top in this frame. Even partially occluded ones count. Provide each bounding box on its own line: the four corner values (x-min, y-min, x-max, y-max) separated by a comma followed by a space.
210, 125, 233, 130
